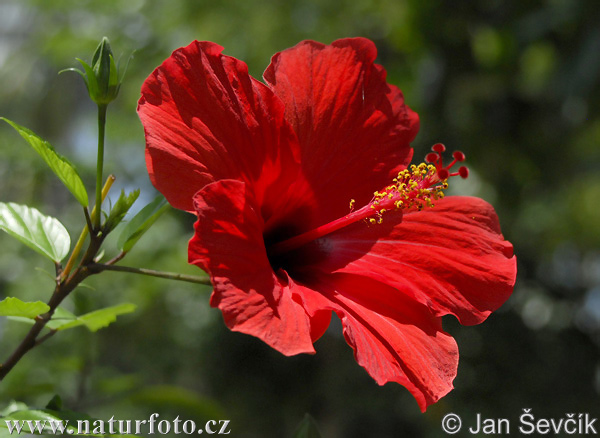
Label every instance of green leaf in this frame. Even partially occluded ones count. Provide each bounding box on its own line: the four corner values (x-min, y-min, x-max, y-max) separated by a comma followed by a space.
1, 118, 88, 206
0, 398, 137, 437
94, 249, 105, 263
76, 58, 100, 100
34, 266, 57, 280
8, 307, 75, 330
0, 399, 140, 436
117, 51, 134, 84
6, 304, 135, 333
57, 303, 137, 332
1, 407, 95, 436
45, 307, 77, 330
103, 189, 140, 234
0, 298, 50, 319
58, 66, 86, 80
0, 401, 28, 417
117, 196, 168, 252
0, 202, 71, 262
45, 395, 63, 411
108, 54, 119, 88
293, 414, 322, 438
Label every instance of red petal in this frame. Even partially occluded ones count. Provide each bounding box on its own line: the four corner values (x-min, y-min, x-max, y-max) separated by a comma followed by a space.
305, 196, 516, 326
138, 41, 302, 213
189, 179, 318, 356
263, 38, 419, 227
295, 274, 458, 412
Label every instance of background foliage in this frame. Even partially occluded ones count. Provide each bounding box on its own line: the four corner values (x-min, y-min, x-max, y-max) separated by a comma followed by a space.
1, 0, 599, 436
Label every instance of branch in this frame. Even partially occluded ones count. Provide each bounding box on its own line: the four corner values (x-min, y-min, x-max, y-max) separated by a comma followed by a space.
35, 329, 58, 346
0, 318, 48, 379
105, 251, 126, 266
61, 176, 115, 282
83, 206, 93, 234
0, 229, 107, 380
88, 263, 212, 285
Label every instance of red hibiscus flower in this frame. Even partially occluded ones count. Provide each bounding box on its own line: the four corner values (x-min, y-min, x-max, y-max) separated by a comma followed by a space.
138, 38, 517, 411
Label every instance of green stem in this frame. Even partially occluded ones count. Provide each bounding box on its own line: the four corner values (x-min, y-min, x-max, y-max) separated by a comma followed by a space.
61, 176, 115, 282
88, 263, 212, 285
94, 104, 108, 230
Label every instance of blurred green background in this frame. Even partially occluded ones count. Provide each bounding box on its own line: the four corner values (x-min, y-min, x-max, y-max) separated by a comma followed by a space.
1, 0, 599, 436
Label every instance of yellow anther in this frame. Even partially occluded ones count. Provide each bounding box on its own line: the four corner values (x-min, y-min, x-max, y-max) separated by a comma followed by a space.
364, 159, 453, 224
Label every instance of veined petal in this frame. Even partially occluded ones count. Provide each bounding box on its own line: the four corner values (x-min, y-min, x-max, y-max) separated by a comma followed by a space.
295, 273, 458, 412
138, 41, 303, 214
189, 179, 317, 355
303, 196, 516, 326
263, 37, 418, 227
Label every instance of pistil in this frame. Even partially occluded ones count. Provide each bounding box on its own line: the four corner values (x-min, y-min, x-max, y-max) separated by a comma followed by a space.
268, 145, 469, 257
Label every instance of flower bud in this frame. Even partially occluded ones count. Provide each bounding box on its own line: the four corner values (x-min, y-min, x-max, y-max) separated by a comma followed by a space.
62, 37, 128, 106
90, 37, 120, 104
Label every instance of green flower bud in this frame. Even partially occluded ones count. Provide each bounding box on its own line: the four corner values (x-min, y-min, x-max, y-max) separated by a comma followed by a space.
62, 37, 130, 106
90, 37, 120, 104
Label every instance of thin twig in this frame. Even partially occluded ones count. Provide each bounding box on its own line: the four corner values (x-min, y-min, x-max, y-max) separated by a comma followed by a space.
35, 329, 58, 346
88, 263, 212, 285
105, 251, 126, 266
83, 206, 93, 234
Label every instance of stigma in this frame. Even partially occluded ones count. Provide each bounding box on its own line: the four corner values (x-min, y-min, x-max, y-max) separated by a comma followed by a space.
268, 145, 469, 257
367, 143, 469, 224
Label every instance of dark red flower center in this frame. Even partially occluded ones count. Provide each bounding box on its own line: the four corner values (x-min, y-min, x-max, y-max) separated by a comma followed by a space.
267, 145, 469, 267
